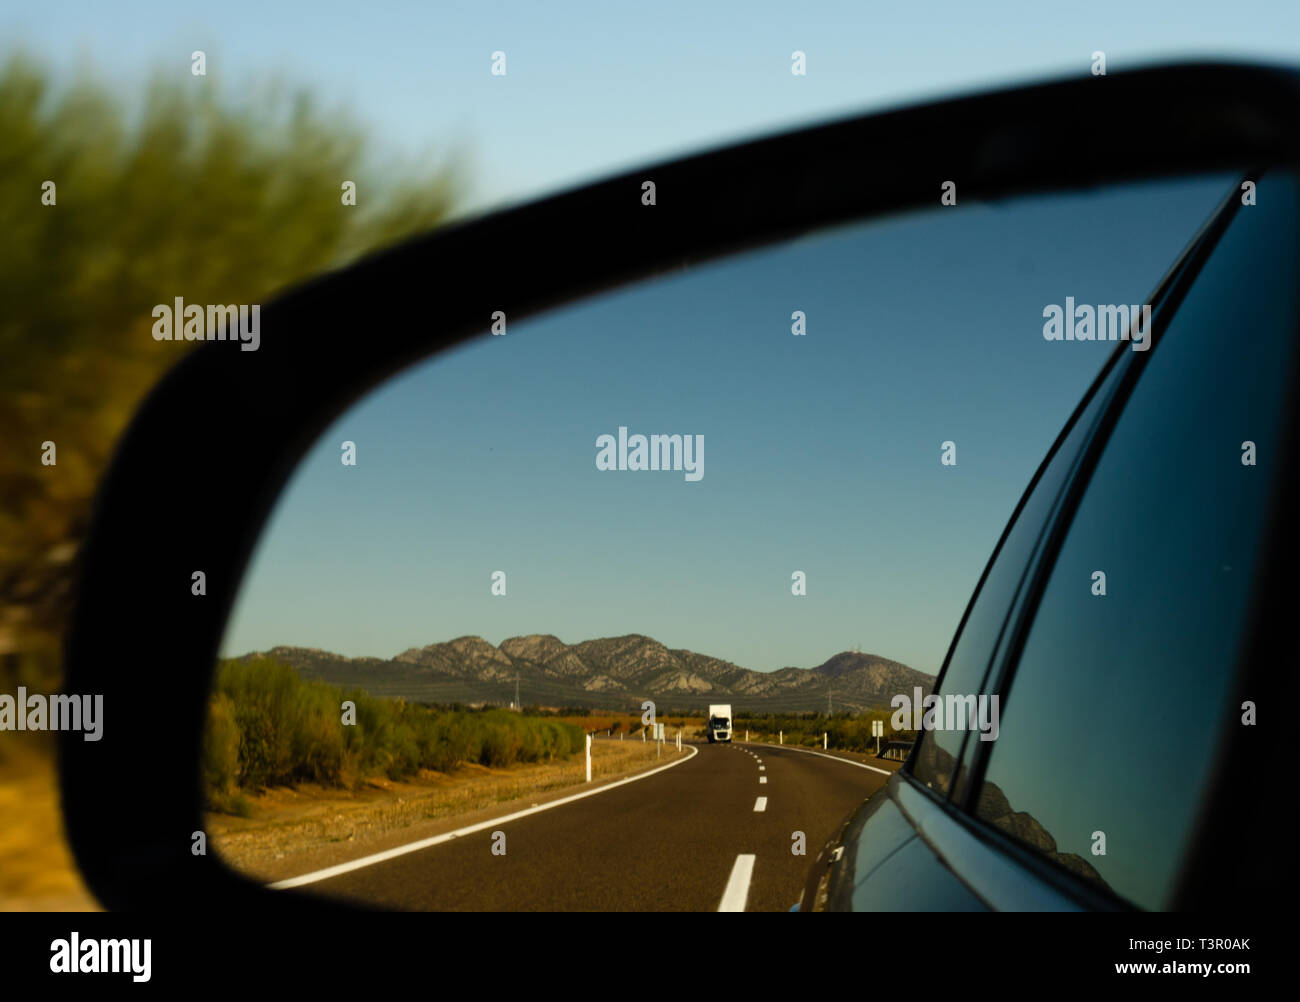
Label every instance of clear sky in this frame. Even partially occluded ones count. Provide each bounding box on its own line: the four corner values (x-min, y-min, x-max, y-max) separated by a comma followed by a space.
8, 3, 1289, 672
5, 1, 1300, 213
219, 175, 1234, 673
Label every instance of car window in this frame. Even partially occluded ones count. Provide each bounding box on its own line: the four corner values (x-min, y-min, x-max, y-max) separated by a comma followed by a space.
971, 172, 1299, 909
909, 350, 1130, 797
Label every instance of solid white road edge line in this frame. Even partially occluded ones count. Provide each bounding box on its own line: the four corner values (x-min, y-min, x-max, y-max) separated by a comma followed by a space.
718, 853, 756, 912
747, 741, 892, 776
268, 744, 700, 890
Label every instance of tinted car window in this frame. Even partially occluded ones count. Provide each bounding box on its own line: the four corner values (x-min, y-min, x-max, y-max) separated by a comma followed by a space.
973, 173, 1299, 908
911, 351, 1129, 798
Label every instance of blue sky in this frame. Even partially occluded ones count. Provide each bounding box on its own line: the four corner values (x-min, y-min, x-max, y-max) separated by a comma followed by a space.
219, 175, 1234, 673
6, 1, 1300, 213
8, 3, 1290, 674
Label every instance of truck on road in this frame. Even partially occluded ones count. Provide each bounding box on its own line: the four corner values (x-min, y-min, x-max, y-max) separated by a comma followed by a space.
707, 704, 733, 743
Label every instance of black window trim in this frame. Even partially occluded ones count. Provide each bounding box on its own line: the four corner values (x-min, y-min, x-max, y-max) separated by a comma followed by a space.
944, 171, 1266, 910
903, 170, 1250, 793
962, 171, 1248, 790
896, 172, 1255, 910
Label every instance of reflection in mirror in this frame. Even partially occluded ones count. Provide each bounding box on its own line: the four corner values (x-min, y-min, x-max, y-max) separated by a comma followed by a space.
203, 173, 1237, 911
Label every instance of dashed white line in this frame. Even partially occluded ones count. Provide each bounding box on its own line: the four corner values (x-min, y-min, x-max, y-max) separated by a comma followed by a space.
718, 854, 756, 912
754, 796, 768, 812
759, 776, 767, 784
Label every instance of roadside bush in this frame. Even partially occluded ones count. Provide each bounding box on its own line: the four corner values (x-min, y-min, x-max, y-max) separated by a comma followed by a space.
202, 657, 585, 807
202, 692, 240, 799
479, 713, 523, 768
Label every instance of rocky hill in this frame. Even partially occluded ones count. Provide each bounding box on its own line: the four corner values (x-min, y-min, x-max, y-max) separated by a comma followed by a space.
242, 634, 934, 713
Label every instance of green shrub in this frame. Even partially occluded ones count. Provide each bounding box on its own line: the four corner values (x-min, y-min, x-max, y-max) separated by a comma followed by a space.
202, 692, 240, 799
202, 658, 585, 800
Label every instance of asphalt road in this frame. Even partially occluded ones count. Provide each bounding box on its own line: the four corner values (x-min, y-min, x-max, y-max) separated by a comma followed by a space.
284, 740, 892, 911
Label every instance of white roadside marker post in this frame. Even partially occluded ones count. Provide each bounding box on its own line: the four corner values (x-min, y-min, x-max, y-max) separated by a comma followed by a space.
586, 733, 592, 782
780, 730, 783, 745
823, 732, 827, 750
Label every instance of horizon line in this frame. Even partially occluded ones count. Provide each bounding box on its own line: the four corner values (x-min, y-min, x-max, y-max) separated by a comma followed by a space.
219, 630, 936, 678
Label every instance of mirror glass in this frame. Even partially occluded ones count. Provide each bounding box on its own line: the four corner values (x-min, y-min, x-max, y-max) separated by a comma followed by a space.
203, 172, 1238, 910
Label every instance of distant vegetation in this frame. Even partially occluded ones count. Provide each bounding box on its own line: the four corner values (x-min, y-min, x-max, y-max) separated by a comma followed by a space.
0, 53, 461, 742
261, 635, 933, 715
734, 711, 914, 752
539, 710, 697, 735
203, 658, 584, 813
199, 658, 915, 815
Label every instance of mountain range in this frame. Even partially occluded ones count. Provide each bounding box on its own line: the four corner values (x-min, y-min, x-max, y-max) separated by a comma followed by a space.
239, 633, 935, 713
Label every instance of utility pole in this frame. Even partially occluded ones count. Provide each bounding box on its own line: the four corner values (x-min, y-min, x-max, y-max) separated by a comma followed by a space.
513, 674, 520, 711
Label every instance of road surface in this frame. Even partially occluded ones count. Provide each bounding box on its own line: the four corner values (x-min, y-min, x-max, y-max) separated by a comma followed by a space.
276, 741, 894, 911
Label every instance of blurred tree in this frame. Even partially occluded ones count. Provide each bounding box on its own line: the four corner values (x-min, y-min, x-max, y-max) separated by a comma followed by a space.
0, 53, 462, 704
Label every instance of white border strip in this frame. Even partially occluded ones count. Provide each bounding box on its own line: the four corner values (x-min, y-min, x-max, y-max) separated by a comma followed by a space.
717, 854, 756, 912
268, 744, 699, 890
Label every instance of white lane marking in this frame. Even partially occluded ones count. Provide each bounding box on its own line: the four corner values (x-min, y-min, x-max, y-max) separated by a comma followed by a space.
757, 742, 893, 776
269, 744, 700, 890
759, 766, 765, 771
754, 796, 768, 812
718, 854, 756, 912
755, 758, 762, 763
759, 776, 767, 784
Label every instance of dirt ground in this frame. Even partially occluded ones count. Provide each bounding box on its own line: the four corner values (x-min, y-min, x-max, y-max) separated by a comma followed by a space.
208, 735, 686, 884
0, 743, 101, 911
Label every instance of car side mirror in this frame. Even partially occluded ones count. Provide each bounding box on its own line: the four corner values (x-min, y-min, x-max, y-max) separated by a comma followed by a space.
60, 62, 1300, 914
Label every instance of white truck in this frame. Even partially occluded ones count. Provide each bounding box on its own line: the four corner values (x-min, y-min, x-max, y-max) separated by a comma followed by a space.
707, 703, 733, 743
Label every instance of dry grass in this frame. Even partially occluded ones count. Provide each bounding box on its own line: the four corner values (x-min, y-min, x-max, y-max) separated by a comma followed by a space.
0, 739, 101, 910
207, 736, 689, 883
556, 713, 704, 736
